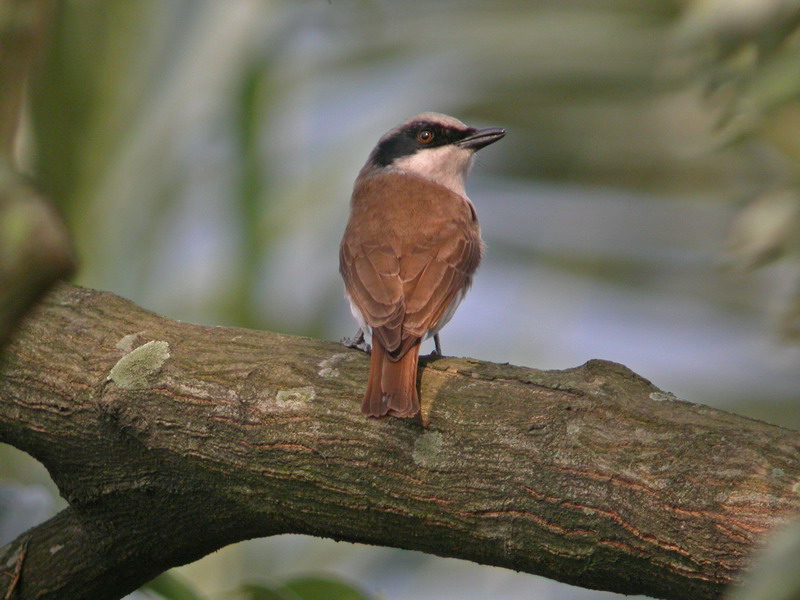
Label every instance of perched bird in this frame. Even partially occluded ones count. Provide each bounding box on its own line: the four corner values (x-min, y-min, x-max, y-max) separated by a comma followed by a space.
339, 113, 505, 418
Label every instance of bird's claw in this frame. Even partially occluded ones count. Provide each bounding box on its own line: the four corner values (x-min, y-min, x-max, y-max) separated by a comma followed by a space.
342, 329, 371, 353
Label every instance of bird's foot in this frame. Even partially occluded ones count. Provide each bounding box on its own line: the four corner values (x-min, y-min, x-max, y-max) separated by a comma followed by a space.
428, 333, 443, 358
341, 329, 371, 353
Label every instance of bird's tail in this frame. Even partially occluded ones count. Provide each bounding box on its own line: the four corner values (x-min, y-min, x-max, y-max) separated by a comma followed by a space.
362, 339, 421, 418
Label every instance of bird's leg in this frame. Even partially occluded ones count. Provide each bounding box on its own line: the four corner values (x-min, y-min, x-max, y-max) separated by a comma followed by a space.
431, 333, 443, 357
342, 328, 371, 353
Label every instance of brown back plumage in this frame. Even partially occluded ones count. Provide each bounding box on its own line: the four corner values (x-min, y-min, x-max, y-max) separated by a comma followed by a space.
340, 172, 483, 417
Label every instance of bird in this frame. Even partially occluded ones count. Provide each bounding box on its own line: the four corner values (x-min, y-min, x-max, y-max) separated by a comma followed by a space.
339, 112, 505, 418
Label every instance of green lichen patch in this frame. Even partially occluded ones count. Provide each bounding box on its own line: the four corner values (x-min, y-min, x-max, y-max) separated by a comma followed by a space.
317, 366, 339, 378
649, 391, 678, 402
276, 386, 316, 409
115, 332, 148, 353
412, 431, 444, 469
317, 352, 359, 378
109, 340, 170, 390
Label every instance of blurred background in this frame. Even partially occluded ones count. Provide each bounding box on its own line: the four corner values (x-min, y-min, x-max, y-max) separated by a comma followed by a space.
2, 0, 800, 599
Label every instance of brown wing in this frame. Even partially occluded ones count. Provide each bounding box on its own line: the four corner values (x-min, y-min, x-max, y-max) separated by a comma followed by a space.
339, 172, 482, 360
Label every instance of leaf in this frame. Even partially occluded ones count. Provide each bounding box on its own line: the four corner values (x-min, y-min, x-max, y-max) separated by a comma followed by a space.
239, 582, 301, 600
141, 572, 208, 600
274, 575, 373, 600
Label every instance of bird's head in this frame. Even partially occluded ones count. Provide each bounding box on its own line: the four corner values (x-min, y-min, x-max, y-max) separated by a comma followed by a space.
360, 112, 505, 195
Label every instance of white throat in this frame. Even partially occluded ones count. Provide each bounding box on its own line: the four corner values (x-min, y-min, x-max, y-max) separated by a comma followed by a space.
390, 145, 475, 197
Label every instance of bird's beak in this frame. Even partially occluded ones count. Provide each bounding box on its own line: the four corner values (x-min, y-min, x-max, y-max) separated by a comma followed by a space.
456, 127, 506, 151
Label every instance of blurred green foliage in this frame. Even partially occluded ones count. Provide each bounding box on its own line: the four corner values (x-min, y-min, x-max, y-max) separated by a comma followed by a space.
242, 575, 373, 600
22, 0, 798, 342
143, 572, 373, 600
142, 572, 208, 600
21, 1, 710, 325
677, 0, 800, 339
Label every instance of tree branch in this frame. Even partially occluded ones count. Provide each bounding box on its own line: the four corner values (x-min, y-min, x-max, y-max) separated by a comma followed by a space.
1, 284, 798, 600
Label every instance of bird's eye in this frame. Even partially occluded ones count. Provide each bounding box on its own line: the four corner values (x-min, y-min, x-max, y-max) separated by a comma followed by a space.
416, 129, 434, 144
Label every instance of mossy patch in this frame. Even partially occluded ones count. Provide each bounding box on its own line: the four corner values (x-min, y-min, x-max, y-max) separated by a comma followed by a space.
109, 340, 170, 390
317, 352, 357, 378
412, 431, 445, 469
649, 391, 678, 402
115, 332, 147, 353
276, 386, 316, 409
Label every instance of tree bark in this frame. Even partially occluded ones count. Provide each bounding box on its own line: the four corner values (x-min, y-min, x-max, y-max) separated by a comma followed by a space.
0, 284, 798, 600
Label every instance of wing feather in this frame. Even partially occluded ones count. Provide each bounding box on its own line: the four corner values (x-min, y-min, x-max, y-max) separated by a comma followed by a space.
340, 172, 482, 359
